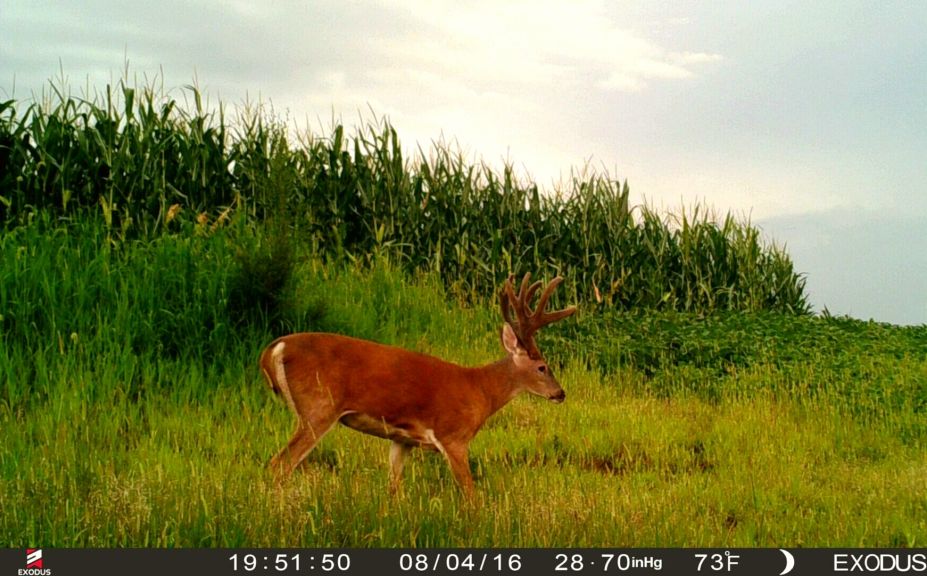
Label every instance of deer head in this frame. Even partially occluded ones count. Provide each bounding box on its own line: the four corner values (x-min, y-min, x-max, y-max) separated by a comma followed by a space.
499, 273, 577, 402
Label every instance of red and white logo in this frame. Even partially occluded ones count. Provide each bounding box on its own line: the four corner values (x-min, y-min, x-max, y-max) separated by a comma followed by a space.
19, 549, 51, 576
26, 550, 43, 569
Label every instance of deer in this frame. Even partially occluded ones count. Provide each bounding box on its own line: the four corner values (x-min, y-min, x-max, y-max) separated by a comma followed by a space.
259, 273, 576, 498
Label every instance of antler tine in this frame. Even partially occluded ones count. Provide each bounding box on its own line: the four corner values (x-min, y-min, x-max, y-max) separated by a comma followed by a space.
539, 305, 577, 325
510, 274, 536, 330
500, 274, 516, 326
532, 276, 562, 319
530, 276, 577, 329
518, 272, 532, 299
501, 274, 538, 328
521, 278, 544, 313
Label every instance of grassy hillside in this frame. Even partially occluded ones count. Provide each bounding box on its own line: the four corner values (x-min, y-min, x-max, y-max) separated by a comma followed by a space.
1, 216, 924, 547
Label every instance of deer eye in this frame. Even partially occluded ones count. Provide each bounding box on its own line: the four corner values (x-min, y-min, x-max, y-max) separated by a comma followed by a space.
537, 364, 548, 374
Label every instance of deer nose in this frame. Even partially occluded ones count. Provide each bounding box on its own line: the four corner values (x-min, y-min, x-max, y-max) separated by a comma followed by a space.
549, 389, 566, 403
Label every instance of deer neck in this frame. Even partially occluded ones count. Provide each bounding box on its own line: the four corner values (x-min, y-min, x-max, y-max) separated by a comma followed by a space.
473, 357, 525, 416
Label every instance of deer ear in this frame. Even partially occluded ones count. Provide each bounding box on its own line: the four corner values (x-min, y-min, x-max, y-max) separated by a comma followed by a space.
501, 323, 524, 356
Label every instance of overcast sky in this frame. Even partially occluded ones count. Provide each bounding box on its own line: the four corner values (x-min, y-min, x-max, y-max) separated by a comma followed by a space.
3, 1, 925, 324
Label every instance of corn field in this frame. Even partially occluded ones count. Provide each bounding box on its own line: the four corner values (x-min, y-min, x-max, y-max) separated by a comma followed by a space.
0, 78, 808, 313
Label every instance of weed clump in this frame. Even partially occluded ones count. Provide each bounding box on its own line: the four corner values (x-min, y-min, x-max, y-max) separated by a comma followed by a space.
227, 232, 294, 330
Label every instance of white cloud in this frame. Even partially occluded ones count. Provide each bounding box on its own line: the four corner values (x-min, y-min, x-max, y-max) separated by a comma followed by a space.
269, 0, 725, 189
1, 0, 723, 186
373, 0, 721, 94
673, 51, 725, 65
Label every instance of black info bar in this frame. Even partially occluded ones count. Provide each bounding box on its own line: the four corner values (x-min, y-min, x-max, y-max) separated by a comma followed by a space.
2, 548, 925, 576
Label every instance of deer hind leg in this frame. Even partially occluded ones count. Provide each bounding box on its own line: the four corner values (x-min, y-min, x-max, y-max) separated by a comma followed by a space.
265, 342, 342, 478
270, 410, 339, 477
389, 442, 412, 494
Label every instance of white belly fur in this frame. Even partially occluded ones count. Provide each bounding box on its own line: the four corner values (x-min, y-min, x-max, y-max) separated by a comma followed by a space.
338, 412, 438, 450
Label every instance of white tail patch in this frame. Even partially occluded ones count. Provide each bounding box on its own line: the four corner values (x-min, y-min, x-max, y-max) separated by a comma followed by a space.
272, 342, 296, 413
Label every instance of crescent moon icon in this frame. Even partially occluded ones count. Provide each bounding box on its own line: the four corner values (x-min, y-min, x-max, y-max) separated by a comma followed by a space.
779, 549, 795, 575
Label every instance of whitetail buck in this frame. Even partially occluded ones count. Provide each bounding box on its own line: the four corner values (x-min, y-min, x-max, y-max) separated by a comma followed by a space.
259, 273, 576, 497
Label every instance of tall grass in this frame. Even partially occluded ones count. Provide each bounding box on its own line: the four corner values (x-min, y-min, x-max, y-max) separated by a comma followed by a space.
0, 216, 923, 547
1, 75, 808, 314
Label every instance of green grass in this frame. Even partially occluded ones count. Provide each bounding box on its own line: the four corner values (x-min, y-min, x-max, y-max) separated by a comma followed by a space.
5, 370, 926, 547
1, 217, 924, 547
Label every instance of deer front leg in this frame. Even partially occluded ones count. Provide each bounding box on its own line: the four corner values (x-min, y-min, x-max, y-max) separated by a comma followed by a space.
424, 429, 475, 498
442, 442, 475, 499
